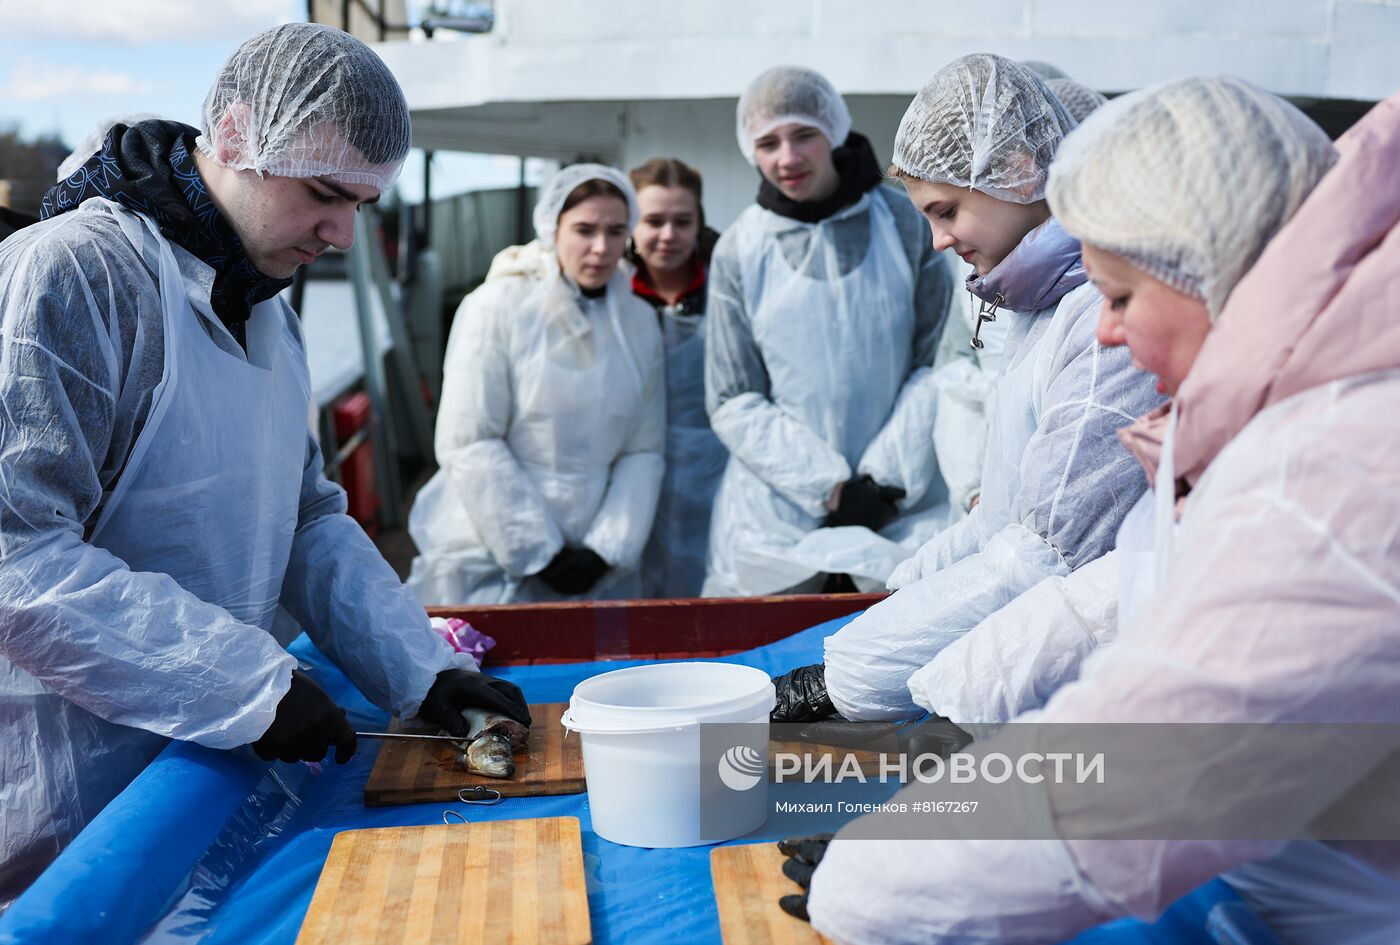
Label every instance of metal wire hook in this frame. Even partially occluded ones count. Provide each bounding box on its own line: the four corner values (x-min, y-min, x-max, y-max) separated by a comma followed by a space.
458, 785, 503, 805
971, 293, 1004, 350
442, 809, 469, 825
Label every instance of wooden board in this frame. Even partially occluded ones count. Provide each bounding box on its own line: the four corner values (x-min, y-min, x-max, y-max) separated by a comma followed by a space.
296, 817, 590, 945
711, 843, 833, 945
363, 703, 584, 806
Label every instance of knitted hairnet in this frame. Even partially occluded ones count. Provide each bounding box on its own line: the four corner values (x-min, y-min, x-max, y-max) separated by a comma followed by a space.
532, 163, 640, 249
736, 66, 853, 164
892, 53, 1076, 204
197, 23, 412, 192
1020, 60, 1069, 80
1048, 76, 1336, 319
1045, 78, 1108, 124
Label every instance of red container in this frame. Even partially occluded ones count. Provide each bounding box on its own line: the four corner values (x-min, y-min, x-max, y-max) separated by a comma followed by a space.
332, 391, 380, 537
426, 593, 885, 665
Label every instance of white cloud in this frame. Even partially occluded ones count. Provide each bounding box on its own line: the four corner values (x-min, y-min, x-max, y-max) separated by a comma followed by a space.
0, 0, 299, 44
0, 59, 163, 102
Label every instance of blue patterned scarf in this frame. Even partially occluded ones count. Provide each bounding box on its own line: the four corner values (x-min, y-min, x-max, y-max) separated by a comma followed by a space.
40, 120, 291, 349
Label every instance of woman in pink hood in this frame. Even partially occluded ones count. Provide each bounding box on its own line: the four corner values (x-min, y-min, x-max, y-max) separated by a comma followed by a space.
796, 78, 1400, 944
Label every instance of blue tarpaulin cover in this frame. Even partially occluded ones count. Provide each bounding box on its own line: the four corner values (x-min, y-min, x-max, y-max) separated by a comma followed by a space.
0, 615, 1245, 944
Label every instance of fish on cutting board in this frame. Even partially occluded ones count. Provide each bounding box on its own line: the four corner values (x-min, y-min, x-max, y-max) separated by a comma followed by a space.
453, 708, 530, 779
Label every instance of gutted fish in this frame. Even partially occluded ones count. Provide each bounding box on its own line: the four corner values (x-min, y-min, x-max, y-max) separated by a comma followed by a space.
454, 708, 530, 779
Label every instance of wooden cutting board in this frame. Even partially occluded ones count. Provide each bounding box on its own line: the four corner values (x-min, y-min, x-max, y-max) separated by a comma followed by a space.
711, 843, 833, 945
363, 703, 584, 806
296, 817, 590, 945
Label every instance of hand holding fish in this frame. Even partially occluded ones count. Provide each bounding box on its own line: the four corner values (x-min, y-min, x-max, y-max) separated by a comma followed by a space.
415, 668, 531, 733
414, 668, 532, 779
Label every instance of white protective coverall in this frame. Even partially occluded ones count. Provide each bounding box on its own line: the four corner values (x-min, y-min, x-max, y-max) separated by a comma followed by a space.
702, 186, 956, 596
928, 256, 1008, 515
805, 81, 1400, 944
408, 242, 666, 604
822, 217, 1163, 721
0, 200, 467, 902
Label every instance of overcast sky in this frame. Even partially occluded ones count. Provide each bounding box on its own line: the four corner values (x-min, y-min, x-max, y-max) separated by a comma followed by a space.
0, 0, 528, 200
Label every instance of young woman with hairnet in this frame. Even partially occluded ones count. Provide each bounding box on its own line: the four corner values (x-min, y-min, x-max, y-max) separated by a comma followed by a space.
786, 78, 1400, 945
771, 54, 1163, 724
408, 165, 665, 604
920, 77, 1106, 520
627, 157, 727, 599
703, 65, 958, 598
0, 24, 528, 905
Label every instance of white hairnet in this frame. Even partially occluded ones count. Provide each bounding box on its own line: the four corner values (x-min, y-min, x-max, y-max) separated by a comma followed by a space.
1044, 78, 1107, 124
196, 23, 412, 192
532, 163, 639, 249
892, 53, 1077, 204
56, 114, 161, 181
1048, 76, 1336, 318
736, 66, 852, 165
1020, 60, 1069, 80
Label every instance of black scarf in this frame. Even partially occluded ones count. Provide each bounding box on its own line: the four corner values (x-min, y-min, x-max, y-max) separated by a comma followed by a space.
756, 132, 885, 223
40, 120, 291, 349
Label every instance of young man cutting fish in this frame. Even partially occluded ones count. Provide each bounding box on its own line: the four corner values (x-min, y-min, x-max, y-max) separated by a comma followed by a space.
0, 23, 530, 906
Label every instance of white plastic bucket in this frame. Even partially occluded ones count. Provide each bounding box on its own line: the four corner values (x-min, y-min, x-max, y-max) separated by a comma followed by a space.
560, 661, 775, 848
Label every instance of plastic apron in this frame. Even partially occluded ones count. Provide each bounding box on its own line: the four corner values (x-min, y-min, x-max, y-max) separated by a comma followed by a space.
643, 307, 726, 598
1116, 404, 1179, 631
410, 275, 648, 604
0, 213, 310, 899
709, 191, 926, 595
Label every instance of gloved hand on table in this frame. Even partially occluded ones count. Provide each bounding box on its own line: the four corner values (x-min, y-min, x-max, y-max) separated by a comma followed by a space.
252, 669, 357, 764
825, 475, 905, 532
900, 715, 975, 761
776, 832, 833, 922
536, 546, 611, 595
415, 667, 532, 736
771, 663, 837, 723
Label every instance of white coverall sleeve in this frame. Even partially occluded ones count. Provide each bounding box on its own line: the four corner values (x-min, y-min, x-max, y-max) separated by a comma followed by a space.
855, 242, 955, 505
0, 240, 293, 749
279, 432, 471, 720
705, 236, 850, 518
583, 327, 666, 568
825, 293, 1156, 721
435, 283, 565, 578
885, 502, 984, 590
907, 551, 1119, 725
806, 410, 1400, 943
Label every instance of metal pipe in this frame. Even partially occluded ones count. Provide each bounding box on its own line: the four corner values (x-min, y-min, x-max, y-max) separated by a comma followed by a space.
422, 150, 433, 251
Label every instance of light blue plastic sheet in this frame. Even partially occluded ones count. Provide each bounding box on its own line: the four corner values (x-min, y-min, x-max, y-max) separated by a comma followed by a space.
0, 615, 1244, 944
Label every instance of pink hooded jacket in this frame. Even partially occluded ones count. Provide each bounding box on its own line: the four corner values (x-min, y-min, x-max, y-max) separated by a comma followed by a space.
807, 89, 1400, 945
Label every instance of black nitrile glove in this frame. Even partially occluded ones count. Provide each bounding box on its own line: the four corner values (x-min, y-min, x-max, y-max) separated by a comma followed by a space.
253, 669, 356, 764
826, 475, 905, 532
536, 547, 611, 596
416, 668, 532, 736
771, 663, 836, 723
899, 716, 975, 761
776, 832, 833, 922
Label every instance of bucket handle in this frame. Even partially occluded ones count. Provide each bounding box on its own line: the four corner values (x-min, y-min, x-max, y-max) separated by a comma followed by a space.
559, 708, 757, 737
